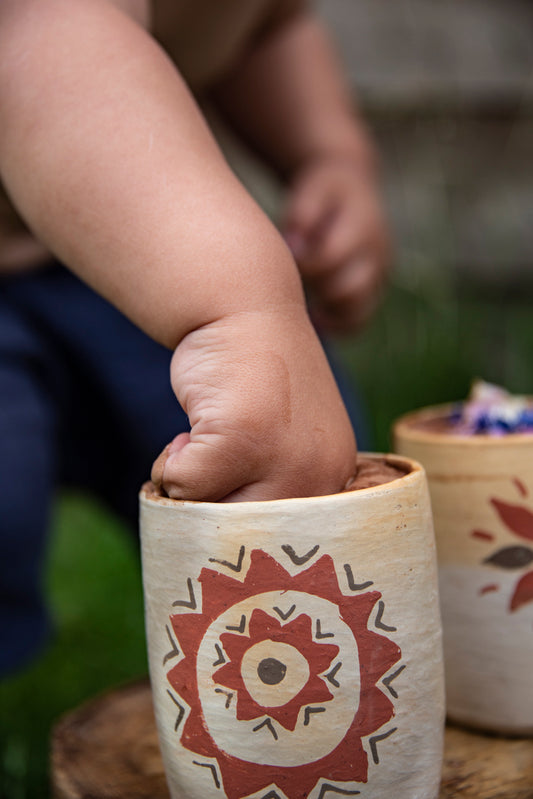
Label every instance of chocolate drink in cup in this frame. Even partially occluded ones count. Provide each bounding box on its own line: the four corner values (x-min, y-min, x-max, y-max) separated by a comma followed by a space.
394, 381, 533, 735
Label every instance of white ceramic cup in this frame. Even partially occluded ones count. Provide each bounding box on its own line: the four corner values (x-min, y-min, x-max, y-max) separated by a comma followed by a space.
140, 454, 444, 799
395, 407, 533, 735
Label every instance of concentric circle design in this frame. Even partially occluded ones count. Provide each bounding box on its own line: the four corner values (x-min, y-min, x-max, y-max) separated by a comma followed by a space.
165, 549, 402, 799
196, 590, 360, 767
241, 641, 310, 707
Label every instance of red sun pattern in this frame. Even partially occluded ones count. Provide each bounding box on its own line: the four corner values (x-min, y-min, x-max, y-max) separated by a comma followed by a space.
473, 478, 533, 611
214, 608, 338, 732
165, 549, 401, 799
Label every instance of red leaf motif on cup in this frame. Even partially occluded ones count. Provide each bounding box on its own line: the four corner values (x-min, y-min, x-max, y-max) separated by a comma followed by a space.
510, 571, 533, 611
475, 485, 533, 612
490, 499, 533, 542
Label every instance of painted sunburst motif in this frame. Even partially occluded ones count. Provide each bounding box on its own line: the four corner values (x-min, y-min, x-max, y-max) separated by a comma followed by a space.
214, 607, 339, 732
165, 548, 402, 799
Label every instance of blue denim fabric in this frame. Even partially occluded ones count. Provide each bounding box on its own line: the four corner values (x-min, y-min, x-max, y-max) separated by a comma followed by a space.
0, 263, 186, 676
0, 262, 368, 676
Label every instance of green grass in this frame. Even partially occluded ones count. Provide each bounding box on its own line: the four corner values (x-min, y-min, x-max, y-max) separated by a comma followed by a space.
1, 273, 533, 798
0, 494, 148, 799
340, 273, 533, 452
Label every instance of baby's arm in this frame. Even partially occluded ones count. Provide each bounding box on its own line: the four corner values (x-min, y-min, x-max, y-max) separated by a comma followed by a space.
0, 0, 356, 501
211, 4, 390, 334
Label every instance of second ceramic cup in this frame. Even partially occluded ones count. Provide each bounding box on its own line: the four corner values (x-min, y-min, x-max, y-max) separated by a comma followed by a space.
395, 406, 533, 735
140, 454, 444, 799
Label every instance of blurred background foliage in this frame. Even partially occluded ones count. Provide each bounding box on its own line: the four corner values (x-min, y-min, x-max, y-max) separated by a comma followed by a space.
2, 1, 533, 796
0, 499, 147, 799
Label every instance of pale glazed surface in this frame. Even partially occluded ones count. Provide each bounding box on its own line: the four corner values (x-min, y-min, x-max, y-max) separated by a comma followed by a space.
395, 405, 533, 734
140, 455, 444, 798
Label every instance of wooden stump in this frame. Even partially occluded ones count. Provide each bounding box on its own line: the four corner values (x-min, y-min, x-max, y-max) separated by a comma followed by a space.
51, 679, 533, 799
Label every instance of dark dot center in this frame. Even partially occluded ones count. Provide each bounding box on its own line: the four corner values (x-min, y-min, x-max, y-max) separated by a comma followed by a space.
257, 657, 287, 685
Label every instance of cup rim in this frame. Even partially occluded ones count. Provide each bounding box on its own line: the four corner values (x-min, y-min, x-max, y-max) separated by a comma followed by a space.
394, 402, 533, 446
139, 452, 423, 509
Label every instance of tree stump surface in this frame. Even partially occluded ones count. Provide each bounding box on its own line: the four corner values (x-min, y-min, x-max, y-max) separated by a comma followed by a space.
51, 679, 533, 799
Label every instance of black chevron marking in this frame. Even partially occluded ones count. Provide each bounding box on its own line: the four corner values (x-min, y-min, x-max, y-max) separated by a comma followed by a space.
214, 688, 234, 709
226, 614, 246, 633
281, 544, 320, 565
163, 624, 180, 665
172, 577, 197, 609
343, 564, 374, 591
192, 761, 220, 789
324, 661, 342, 687
209, 545, 245, 573
374, 600, 397, 632
213, 643, 226, 666
273, 604, 296, 620
315, 619, 335, 639
303, 706, 326, 726
166, 690, 185, 732
318, 785, 360, 798
382, 664, 406, 698
253, 718, 278, 740
369, 727, 398, 764
261, 791, 284, 799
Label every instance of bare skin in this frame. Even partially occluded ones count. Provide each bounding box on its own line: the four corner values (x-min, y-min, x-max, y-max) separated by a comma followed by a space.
0, 0, 387, 501
283, 156, 390, 334
210, 11, 390, 334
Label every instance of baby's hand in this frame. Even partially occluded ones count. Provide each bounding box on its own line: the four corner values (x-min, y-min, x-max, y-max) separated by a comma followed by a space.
151, 308, 356, 502
283, 156, 390, 335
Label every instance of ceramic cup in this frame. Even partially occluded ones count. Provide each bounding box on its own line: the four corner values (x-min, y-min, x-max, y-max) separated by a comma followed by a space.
394, 407, 533, 735
139, 454, 444, 799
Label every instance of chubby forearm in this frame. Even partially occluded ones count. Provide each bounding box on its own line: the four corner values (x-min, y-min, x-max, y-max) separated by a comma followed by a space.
211, 9, 375, 177
0, 0, 304, 348
211, 6, 389, 338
